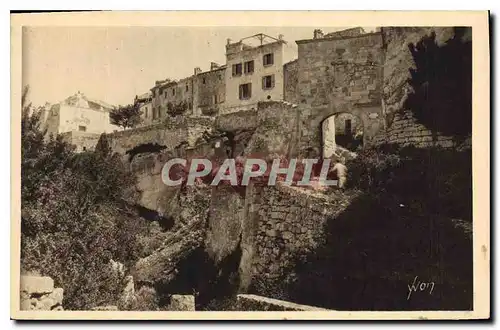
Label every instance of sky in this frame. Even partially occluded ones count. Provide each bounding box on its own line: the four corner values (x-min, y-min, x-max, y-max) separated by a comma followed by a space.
22, 26, 375, 107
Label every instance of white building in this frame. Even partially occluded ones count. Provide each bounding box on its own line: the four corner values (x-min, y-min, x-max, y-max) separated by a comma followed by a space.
223, 33, 286, 114
44, 91, 121, 137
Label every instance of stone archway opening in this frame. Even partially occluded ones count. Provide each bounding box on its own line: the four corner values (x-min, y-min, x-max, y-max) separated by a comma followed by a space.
321, 112, 363, 158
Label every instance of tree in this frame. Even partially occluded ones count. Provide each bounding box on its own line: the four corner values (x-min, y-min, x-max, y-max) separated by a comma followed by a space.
404, 28, 472, 140
110, 103, 142, 129
21, 90, 148, 309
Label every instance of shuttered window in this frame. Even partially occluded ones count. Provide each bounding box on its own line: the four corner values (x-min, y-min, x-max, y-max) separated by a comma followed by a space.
232, 63, 242, 76
239, 83, 252, 100
262, 75, 275, 90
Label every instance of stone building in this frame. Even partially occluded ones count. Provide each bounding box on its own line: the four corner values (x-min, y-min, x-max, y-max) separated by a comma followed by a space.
291, 28, 385, 157
150, 76, 195, 122
135, 91, 153, 126
223, 33, 286, 114
44, 91, 121, 137
192, 62, 226, 117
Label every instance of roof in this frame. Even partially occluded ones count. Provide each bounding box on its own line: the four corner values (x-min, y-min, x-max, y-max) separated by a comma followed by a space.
62, 92, 115, 111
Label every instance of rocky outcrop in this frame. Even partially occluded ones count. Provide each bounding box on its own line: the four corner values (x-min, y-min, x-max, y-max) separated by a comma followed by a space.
20, 276, 64, 311
167, 295, 195, 311
132, 185, 211, 285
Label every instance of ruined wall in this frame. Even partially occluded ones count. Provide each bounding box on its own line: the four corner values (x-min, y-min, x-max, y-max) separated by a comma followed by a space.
20, 276, 64, 311
193, 67, 226, 116
283, 60, 298, 104
373, 27, 470, 148
60, 131, 101, 152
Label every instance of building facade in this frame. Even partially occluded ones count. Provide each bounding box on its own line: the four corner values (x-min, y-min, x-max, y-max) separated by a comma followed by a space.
135, 92, 153, 126
223, 34, 286, 114
44, 92, 121, 138
150, 76, 195, 123
192, 62, 226, 117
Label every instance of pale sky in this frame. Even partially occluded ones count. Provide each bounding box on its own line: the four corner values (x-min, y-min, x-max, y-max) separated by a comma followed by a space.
23, 26, 375, 107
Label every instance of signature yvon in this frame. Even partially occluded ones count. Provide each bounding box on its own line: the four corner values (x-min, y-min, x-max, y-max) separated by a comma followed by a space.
407, 276, 435, 300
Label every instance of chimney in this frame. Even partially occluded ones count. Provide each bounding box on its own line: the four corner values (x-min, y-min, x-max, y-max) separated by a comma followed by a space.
194, 67, 202, 75
278, 34, 284, 41
313, 29, 324, 39
210, 62, 220, 71
226, 38, 231, 45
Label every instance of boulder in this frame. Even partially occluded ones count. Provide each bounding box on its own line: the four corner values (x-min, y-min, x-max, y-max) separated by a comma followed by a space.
168, 295, 195, 311
20, 276, 54, 295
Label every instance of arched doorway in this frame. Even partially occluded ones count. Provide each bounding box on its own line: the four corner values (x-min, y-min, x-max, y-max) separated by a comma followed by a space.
321, 112, 363, 158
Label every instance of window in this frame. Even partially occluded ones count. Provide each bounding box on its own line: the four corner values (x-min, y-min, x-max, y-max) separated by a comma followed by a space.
145, 107, 148, 118
78, 125, 86, 132
244, 60, 254, 74
213, 95, 218, 104
203, 77, 206, 84
262, 74, 275, 90
186, 84, 189, 92
263, 53, 274, 66
345, 119, 352, 134
172, 88, 176, 96
232, 63, 242, 76
239, 83, 252, 100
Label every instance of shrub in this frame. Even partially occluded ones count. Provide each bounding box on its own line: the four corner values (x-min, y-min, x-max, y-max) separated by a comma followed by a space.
347, 143, 472, 221
20, 99, 148, 310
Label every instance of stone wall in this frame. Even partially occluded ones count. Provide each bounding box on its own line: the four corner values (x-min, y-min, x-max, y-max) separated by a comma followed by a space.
215, 110, 258, 132
372, 110, 458, 148
20, 276, 64, 311
60, 131, 101, 152
107, 116, 213, 155
296, 32, 383, 108
373, 27, 471, 148
283, 60, 298, 104
297, 104, 383, 158
232, 182, 360, 292
293, 32, 385, 157
245, 101, 301, 157
236, 294, 329, 311
129, 139, 218, 214
193, 67, 226, 116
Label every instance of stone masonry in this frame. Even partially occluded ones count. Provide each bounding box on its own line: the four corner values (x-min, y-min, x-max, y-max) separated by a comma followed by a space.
247, 183, 360, 284
20, 276, 64, 311
372, 27, 471, 148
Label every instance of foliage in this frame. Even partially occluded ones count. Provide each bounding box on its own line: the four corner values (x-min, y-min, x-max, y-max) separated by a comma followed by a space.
347, 143, 472, 221
129, 286, 160, 311
166, 100, 188, 117
110, 103, 142, 129
21, 94, 149, 310
405, 28, 472, 139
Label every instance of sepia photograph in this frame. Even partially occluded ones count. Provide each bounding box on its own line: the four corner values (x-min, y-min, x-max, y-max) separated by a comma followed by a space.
10, 11, 490, 320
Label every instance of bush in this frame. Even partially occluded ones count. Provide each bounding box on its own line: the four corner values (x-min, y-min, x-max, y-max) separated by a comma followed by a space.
20, 101, 149, 310
347, 143, 472, 221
